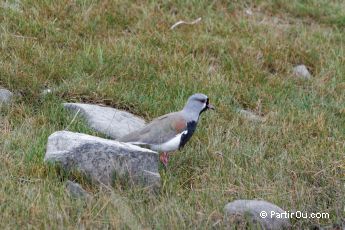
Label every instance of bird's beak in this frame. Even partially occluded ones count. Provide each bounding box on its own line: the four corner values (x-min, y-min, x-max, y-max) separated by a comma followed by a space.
207, 103, 215, 110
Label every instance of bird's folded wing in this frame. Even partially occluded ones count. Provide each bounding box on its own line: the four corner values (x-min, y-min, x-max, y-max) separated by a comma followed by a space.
118, 112, 187, 145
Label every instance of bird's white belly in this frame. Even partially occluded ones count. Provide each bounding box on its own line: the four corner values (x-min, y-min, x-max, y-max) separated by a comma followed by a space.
150, 131, 186, 152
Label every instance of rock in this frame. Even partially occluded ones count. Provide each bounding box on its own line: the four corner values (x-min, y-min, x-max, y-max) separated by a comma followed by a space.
66, 180, 92, 200
41, 88, 53, 96
0, 88, 13, 105
224, 200, 291, 230
45, 131, 160, 191
207, 65, 217, 75
245, 9, 253, 16
63, 103, 146, 139
1, 0, 22, 13
238, 109, 265, 122
293, 65, 311, 79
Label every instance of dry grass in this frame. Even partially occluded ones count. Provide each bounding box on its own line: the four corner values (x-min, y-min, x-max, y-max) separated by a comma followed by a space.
1, 0, 344, 229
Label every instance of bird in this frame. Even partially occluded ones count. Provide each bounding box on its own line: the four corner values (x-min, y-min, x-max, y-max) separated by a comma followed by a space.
118, 93, 215, 167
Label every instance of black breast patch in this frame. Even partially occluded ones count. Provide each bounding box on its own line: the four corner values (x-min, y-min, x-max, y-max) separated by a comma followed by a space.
179, 121, 197, 149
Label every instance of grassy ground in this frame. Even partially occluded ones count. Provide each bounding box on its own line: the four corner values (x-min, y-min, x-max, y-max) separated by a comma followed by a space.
1, 0, 344, 228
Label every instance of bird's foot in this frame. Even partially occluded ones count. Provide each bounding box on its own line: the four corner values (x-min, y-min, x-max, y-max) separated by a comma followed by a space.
159, 152, 169, 167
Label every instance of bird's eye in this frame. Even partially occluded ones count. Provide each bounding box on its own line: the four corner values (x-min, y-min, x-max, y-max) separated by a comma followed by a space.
199, 99, 206, 103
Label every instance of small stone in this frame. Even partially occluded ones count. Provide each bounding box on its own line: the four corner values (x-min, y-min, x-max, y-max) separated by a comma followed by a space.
238, 109, 265, 122
245, 9, 253, 16
41, 88, 53, 96
0, 88, 13, 105
66, 180, 92, 200
208, 65, 217, 75
63, 103, 146, 139
2, 0, 22, 13
293, 65, 311, 79
224, 200, 291, 230
45, 131, 160, 191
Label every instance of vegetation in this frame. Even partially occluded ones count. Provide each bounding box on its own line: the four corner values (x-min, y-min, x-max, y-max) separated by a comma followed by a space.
1, 0, 344, 228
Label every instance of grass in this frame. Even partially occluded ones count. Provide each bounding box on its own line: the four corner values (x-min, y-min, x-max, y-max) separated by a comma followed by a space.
1, 0, 345, 228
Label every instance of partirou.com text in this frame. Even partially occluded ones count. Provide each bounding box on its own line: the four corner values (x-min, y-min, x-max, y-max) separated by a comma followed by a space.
259, 210, 329, 219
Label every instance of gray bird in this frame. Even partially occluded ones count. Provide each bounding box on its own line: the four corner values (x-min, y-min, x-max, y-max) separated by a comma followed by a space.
118, 93, 215, 166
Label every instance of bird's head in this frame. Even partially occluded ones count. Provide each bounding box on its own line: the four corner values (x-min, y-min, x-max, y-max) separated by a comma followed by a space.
183, 93, 215, 117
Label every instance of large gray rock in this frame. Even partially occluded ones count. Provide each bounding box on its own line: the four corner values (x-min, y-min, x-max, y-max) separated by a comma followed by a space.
224, 200, 291, 229
45, 131, 160, 191
293, 65, 311, 79
63, 103, 145, 139
0, 88, 13, 105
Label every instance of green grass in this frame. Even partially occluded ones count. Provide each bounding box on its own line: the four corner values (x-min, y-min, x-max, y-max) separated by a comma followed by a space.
1, 0, 344, 228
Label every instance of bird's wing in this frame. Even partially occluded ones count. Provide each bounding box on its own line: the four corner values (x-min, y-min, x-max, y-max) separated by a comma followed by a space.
118, 112, 187, 145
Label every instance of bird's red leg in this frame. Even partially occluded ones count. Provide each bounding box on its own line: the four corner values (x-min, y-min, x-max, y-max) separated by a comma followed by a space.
159, 152, 169, 167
